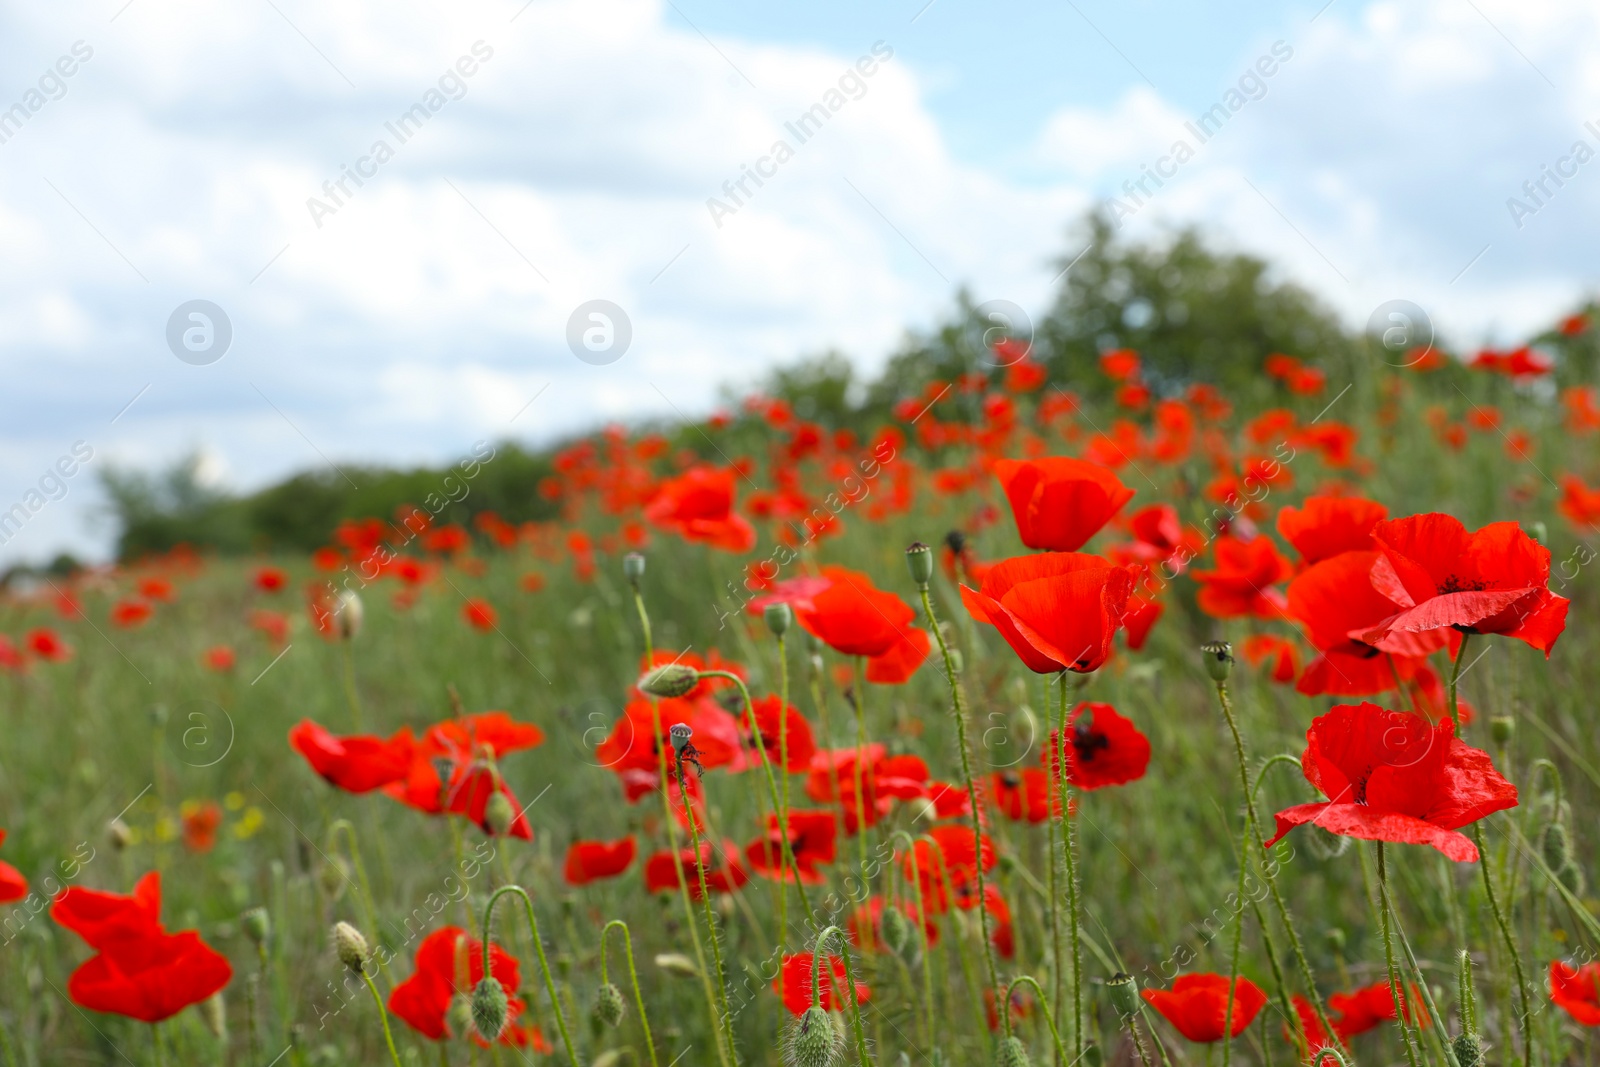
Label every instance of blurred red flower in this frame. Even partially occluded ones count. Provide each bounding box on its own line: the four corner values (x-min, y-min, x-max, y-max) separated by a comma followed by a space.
1192, 536, 1291, 618
180, 801, 222, 853
0, 830, 26, 903
741, 695, 817, 773
203, 646, 235, 672
1328, 980, 1429, 1037
254, 566, 287, 592
794, 567, 918, 659
1045, 702, 1150, 790
1275, 496, 1387, 565
745, 809, 838, 884
137, 577, 174, 602
986, 768, 1052, 823
960, 553, 1134, 673
1551, 961, 1600, 1026
462, 598, 498, 630
772, 953, 871, 1015
389, 926, 530, 1045
1240, 634, 1299, 684
992, 457, 1133, 551
644, 466, 756, 553
111, 599, 153, 629
26, 627, 72, 662
563, 838, 637, 886
291, 720, 417, 793
643, 840, 748, 899
1266, 702, 1517, 862
1142, 974, 1267, 1042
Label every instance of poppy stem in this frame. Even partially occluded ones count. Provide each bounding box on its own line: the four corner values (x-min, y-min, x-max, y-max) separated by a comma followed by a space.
1446, 634, 1469, 728
358, 971, 404, 1067
601, 920, 660, 1067
480, 885, 579, 1066
700, 670, 814, 925
1055, 673, 1084, 1060
1006, 974, 1071, 1063
1375, 843, 1424, 1067
325, 819, 385, 975
813, 926, 874, 1067
1210, 674, 1338, 1048
850, 656, 872, 881
1471, 820, 1533, 1067
341, 641, 363, 731
1222, 804, 1250, 1067
779, 632, 794, 936
889, 829, 939, 1052
675, 755, 739, 1065
917, 585, 1004, 1020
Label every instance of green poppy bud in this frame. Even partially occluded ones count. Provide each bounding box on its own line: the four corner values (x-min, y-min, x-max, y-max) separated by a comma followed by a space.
996, 1035, 1032, 1067
906, 542, 934, 586
1526, 520, 1548, 544
446, 992, 473, 1039
1542, 820, 1571, 873
1324, 926, 1346, 953
320, 856, 351, 902
1107, 972, 1140, 1019
1081, 1043, 1104, 1067
335, 590, 363, 640
784, 1005, 843, 1067
1200, 641, 1233, 682
483, 791, 516, 837
471, 976, 509, 1041
1559, 861, 1586, 896
765, 601, 793, 637
623, 552, 646, 586
594, 981, 626, 1027
1490, 716, 1515, 746
241, 906, 271, 947
880, 903, 915, 959
107, 818, 133, 851
1453, 1031, 1484, 1067
639, 663, 701, 699
332, 921, 369, 974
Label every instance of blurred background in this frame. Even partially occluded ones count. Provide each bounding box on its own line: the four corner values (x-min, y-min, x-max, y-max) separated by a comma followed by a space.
0, 0, 1594, 568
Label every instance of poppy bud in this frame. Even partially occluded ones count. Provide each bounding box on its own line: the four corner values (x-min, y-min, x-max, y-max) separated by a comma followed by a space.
320, 857, 351, 902
1490, 716, 1514, 746
1542, 820, 1571, 873
484, 791, 516, 837
107, 818, 133, 851
1527, 520, 1547, 544
594, 981, 626, 1027
906, 542, 934, 586
639, 663, 701, 699
669, 723, 693, 754
1081, 1044, 1103, 1067
202, 992, 228, 1040
150, 704, 168, 727
1106, 972, 1140, 1019
945, 529, 966, 554
592, 1053, 628, 1067
1200, 641, 1233, 682
996, 1035, 1032, 1067
623, 552, 646, 586
446, 992, 473, 1039
880, 903, 915, 959
946, 648, 964, 675
765, 601, 793, 637
1558, 861, 1586, 896
655, 952, 700, 978
1324, 927, 1346, 953
471, 976, 509, 1041
335, 590, 363, 640
785, 1005, 843, 1067
1453, 1032, 1484, 1067
332, 921, 369, 974
241, 906, 271, 947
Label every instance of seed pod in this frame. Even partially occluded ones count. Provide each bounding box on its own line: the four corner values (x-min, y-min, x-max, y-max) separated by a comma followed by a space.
1542, 821, 1571, 872
107, 818, 133, 851
623, 552, 646, 586
996, 1035, 1032, 1067
1490, 716, 1514, 746
320, 857, 351, 902
446, 992, 473, 1039
335, 590, 363, 640
1453, 1031, 1484, 1067
483, 791, 516, 837
1559, 861, 1586, 896
471, 976, 509, 1041
906, 542, 934, 586
639, 663, 700, 699
1324, 927, 1346, 953
784, 1005, 843, 1067
332, 922, 369, 974
1107, 972, 1140, 1020
765, 601, 793, 637
880, 903, 915, 960
241, 906, 271, 947
593, 981, 626, 1027
1200, 641, 1233, 682
669, 723, 693, 755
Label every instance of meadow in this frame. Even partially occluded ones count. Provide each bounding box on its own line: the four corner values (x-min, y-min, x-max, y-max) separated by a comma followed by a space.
3, 303, 1600, 1067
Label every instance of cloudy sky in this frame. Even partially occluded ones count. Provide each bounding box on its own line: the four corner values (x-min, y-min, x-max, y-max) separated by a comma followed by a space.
1, 0, 1596, 563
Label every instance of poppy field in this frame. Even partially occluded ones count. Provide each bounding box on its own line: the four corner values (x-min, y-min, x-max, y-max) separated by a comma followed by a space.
8, 315, 1600, 1067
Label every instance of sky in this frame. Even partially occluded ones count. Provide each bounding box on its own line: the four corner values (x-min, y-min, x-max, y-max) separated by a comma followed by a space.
1, 0, 1597, 564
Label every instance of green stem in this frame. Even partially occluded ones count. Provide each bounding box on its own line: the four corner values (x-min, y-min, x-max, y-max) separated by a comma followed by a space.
1005, 975, 1071, 1064
676, 754, 737, 1065
1056, 673, 1083, 1059
890, 830, 939, 1051
341, 640, 363, 730
849, 656, 872, 880
1473, 820, 1532, 1067
360, 971, 404, 1067
778, 632, 794, 938
918, 586, 1002, 1004
1222, 805, 1251, 1067
812, 926, 874, 1067
326, 820, 384, 974
1446, 633, 1469, 729
602, 920, 659, 1067
481, 886, 579, 1066
1376, 844, 1423, 1067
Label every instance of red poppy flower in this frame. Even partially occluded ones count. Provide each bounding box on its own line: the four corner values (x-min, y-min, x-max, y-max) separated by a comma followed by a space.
643, 841, 749, 899
137, 577, 174, 602
960, 553, 1135, 673
927, 781, 972, 819
1100, 349, 1141, 382
644, 466, 756, 553
1551, 961, 1600, 1025
563, 837, 637, 886
111, 599, 153, 628
1240, 634, 1300, 684
772, 953, 872, 1015
1291, 994, 1343, 1059
633, 649, 746, 701
419, 712, 546, 761
1121, 593, 1163, 651
1276, 497, 1388, 565
595, 698, 742, 776
25, 627, 71, 662
462, 599, 498, 630
180, 801, 222, 854
849, 896, 939, 953
250, 610, 289, 647
389, 926, 526, 1044
806, 747, 929, 834
1364, 514, 1569, 655
986, 769, 1052, 823
863, 626, 931, 684
0, 830, 27, 903
745, 809, 838, 884
1045, 702, 1150, 790
1328, 980, 1429, 1037
1265, 702, 1518, 862
290, 720, 417, 794
1192, 536, 1291, 618
902, 825, 996, 914
52, 871, 232, 1024
1141, 974, 1268, 1042
388, 759, 534, 839
741, 695, 817, 773
992, 457, 1134, 551
1285, 551, 1446, 696
254, 566, 287, 592
794, 568, 919, 659
203, 646, 235, 672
